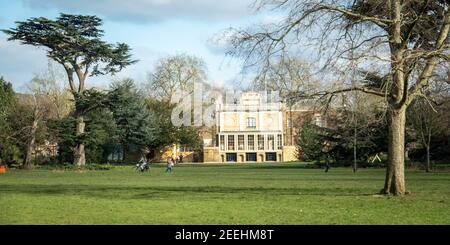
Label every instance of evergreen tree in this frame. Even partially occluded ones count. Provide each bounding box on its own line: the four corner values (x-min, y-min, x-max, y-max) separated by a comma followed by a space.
0, 77, 17, 165
108, 79, 155, 162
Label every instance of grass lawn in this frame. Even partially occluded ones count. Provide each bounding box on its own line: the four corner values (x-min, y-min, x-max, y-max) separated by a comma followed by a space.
1, 163, 449, 224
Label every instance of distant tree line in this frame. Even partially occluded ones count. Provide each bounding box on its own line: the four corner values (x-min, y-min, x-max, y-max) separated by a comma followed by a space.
0, 58, 202, 168
295, 86, 450, 170
1, 13, 204, 168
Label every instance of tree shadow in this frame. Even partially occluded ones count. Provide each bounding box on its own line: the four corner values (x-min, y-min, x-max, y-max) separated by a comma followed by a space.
0, 184, 378, 200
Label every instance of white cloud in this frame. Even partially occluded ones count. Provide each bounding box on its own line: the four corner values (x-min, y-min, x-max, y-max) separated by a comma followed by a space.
261, 14, 286, 25
21, 0, 253, 23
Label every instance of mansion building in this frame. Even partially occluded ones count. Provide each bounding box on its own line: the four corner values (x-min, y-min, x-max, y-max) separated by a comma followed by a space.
143, 91, 326, 163
202, 92, 319, 163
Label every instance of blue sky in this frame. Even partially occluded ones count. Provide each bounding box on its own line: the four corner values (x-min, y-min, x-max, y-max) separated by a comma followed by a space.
0, 0, 275, 91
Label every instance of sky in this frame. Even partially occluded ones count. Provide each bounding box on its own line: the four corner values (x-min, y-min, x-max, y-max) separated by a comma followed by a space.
0, 0, 274, 92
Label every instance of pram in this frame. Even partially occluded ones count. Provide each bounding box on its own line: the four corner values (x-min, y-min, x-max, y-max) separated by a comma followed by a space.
135, 158, 150, 172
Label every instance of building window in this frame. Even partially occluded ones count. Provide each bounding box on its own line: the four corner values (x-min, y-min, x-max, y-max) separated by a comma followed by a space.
238, 135, 244, 150
268, 135, 275, 150
265, 152, 277, 161
246, 153, 257, 162
247, 135, 255, 150
220, 135, 225, 151
247, 117, 256, 128
277, 134, 283, 150
258, 135, 264, 150
228, 135, 235, 150
287, 118, 292, 128
178, 145, 193, 152
226, 153, 237, 162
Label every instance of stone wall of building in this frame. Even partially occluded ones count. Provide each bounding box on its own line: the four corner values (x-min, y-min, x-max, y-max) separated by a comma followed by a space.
282, 145, 298, 162
203, 147, 221, 163
150, 145, 196, 163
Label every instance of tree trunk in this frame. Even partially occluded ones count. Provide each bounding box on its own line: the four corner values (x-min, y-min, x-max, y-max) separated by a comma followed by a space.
382, 2, 407, 195
22, 119, 38, 169
353, 126, 357, 173
382, 106, 406, 195
426, 145, 430, 173
122, 144, 126, 164
289, 108, 293, 145
73, 115, 86, 166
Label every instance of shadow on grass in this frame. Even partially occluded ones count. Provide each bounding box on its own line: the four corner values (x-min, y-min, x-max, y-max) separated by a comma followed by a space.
174, 163, 312, 170
238, 165, 313, 170
0, 184, 377, 200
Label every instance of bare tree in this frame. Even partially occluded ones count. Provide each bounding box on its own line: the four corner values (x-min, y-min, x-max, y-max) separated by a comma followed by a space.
146, 54, 207, 102
408, 79, 450, 172
37, 62, 75, 119
340, 89, 388, 167
252, 56, 316, 93
252, 56, 320, 145
19, 63, 74, 169
225, 0, 450, 195
20, 82, 52, 169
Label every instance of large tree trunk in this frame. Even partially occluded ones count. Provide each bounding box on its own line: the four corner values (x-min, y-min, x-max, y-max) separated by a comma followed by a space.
353, 126, 357, 173
73, 115, 86, 166
22, 119, 38, 169
382, 1, 407, 195
382, 106, 406, 195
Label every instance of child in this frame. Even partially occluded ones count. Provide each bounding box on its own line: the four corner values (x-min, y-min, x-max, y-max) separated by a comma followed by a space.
166, 157, 174, 173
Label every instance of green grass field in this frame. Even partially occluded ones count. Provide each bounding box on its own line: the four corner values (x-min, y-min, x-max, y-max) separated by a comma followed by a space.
1, 163, 449, 224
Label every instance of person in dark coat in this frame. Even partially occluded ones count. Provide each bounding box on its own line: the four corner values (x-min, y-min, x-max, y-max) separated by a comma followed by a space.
325, 154, 331, 173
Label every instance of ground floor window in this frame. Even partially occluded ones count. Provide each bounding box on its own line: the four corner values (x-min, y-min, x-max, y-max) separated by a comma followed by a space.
238, 135, 244, 150
268, 134, 275, 150
277, 134, 283, 150
258, 135, 264, 150
220, 135, 225, 150
246, 153, 257, 162
226, 153, 237, 162
265, 152, 277, 161
247, 135, 255, 150
228, 135, 235, 150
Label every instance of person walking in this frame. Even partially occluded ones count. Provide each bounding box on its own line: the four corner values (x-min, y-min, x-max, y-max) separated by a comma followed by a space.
325, 154, 331, 173
173, 155, 178, 165
166, 157, 174, 173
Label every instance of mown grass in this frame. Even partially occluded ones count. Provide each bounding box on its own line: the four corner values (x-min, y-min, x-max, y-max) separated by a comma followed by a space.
0, 163, 449, 224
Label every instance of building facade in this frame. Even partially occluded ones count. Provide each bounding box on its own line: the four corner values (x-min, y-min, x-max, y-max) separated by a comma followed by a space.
203, 92, 299, 163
